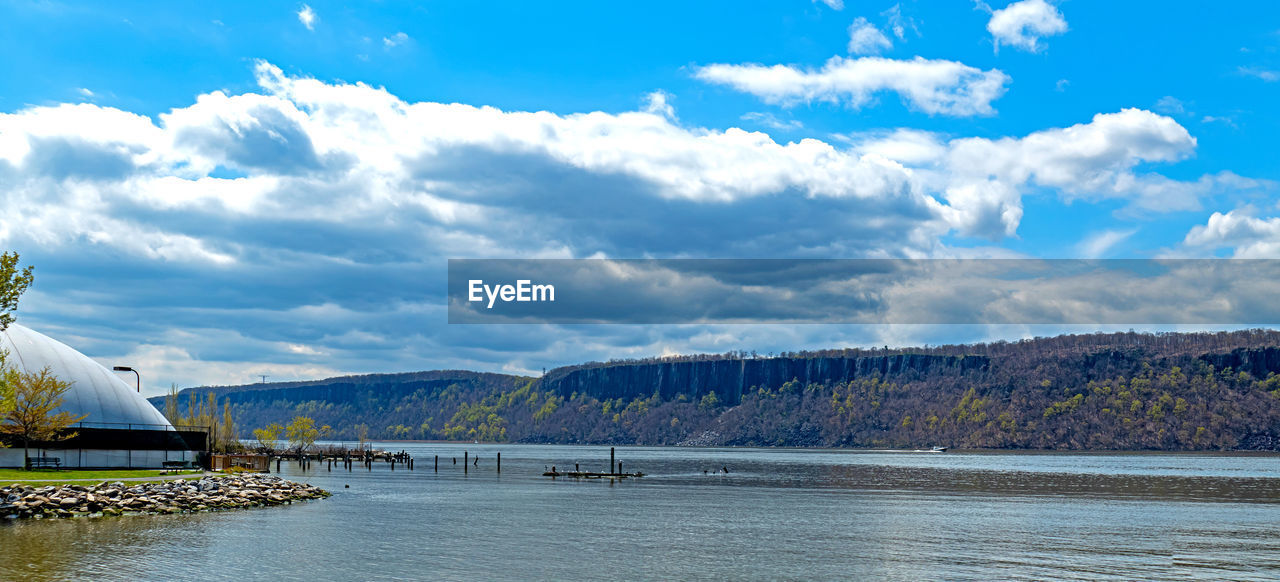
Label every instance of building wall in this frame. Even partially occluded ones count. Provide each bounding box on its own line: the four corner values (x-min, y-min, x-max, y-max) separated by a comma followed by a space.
0, 447, 201, 469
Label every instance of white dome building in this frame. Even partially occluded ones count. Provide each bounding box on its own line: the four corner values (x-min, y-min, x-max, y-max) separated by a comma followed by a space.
0, 324, 204, 468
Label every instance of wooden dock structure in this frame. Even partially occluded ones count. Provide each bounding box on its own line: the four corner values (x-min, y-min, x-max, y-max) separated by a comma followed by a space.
542, 447, 644, 479
542, 470, 645, 479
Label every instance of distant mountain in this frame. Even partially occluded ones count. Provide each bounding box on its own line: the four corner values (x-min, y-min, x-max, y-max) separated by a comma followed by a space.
153, 330, 1280, 450
149, 370, 532, 441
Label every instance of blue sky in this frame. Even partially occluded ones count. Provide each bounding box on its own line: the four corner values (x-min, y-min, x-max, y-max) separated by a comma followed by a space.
1, 1, 1278, 395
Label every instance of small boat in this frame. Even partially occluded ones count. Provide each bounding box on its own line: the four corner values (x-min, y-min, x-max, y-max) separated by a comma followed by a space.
930, 446, 948, 453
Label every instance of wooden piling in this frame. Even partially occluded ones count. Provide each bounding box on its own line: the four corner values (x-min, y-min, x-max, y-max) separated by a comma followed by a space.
435, 455, 439, 472
464, 451, 468, 474
611, 447, 616, 475
496, 452, 501, 473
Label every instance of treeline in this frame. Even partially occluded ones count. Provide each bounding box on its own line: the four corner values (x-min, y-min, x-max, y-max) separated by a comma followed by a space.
544, 329, 1280, 381
152, 330, 1280, 450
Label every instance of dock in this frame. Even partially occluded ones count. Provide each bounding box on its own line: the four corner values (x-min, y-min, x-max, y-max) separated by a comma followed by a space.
542, 470, 645, 479
542, 446, 643, 479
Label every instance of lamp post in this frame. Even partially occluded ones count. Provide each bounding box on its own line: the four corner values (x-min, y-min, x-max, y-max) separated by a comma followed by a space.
112, 366, 140, 393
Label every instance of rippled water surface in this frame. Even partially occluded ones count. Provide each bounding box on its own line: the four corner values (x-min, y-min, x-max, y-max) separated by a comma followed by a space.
5, 444, 1280, 580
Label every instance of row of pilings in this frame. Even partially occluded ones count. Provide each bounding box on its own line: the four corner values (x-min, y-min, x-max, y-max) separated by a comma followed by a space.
272, 450, 502, 474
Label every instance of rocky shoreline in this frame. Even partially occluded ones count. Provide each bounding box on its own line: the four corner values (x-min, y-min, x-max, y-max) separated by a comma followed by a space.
0, 474, 330, 520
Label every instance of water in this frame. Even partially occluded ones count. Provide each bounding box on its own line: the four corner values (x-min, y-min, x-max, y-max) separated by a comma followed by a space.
5, 444, 1280, 580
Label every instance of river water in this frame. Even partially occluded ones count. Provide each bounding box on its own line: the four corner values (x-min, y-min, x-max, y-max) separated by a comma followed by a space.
4, 444, 1280, 580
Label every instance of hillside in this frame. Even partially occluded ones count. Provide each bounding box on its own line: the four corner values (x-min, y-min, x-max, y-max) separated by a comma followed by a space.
153, 330, 1280, 450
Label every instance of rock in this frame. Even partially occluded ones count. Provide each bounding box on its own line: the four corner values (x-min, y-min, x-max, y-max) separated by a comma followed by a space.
0, 474, 328, 521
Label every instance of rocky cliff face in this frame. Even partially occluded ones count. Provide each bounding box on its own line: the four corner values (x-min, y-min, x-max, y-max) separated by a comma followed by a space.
541, 354, 989, 405
1199, 347, 1280, 378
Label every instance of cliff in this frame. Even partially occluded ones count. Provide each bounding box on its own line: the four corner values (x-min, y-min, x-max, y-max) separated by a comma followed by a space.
150, 330, 1280, 450
541, 354, 989, 405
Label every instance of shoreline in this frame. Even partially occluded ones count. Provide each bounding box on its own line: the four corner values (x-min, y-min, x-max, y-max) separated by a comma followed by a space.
1, 474, 329, 521
355, 441, 1280, 455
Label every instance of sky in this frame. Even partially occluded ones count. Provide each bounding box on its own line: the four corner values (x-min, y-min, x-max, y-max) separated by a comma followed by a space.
1, 1, 1278, 396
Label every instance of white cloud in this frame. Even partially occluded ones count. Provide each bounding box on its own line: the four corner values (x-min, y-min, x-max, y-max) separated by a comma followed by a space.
297, 4, 316, 31
0, 62, 1255, 388
987, 0, 1067, 53
740, 112, 803, 131
881, 4, 917, 40
104, 341, 342, 397
848, 17, 892, 55
1076, 229, 1137, 258
1182, 210, 1280, 257
1154, 96, 1185, 115
77, 87, 94, 98
383, 32, 410, 48
694, 56, 1010, 116
937, 109, 1202, 236
643, 90, 676, 119
847, 128, 946, 165
1238, 66, 1279, 82
1201, 115, 1237, 128
814, 0, 844, 10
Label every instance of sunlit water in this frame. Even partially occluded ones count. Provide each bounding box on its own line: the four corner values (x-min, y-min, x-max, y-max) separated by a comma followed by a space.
5, 444, 1280, 580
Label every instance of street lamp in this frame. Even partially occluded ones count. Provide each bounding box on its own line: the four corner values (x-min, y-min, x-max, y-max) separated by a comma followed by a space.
112, 366, 140, 393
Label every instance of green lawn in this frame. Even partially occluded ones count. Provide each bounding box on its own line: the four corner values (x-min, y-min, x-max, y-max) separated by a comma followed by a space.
0, 468, 204, 487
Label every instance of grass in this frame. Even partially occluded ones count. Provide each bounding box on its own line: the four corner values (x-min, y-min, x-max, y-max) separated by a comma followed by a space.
0, 468, 204, 487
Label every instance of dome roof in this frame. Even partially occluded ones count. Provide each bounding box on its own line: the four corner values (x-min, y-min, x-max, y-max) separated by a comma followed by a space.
0, 324, 173, 429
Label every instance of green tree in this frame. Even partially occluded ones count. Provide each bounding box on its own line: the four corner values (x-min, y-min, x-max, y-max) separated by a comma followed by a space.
0, 355, 86, 467
0, 252, 34, 331
252, 422, 284, 452
286, 416, 319, 452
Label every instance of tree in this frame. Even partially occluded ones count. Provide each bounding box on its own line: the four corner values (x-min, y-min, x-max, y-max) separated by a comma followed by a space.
165, 390, 242, 452
355, 423, 369, 450
0, 252, 34, 331
0, 354, 86, 467
252, 422, 284, 452
286, 416, 319, 452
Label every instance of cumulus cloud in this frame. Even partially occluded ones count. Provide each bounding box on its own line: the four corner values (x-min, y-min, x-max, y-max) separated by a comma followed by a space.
939, 109, 1202, 235
1182, 211, 1280, 257
848, 17, 892, 55
814, 0, 844, 10
694, 56, 1010, 116
0, 62, 1248, 388
987, 0, 1067, 53
642, 90, 676, 119
297, 4, 316, 30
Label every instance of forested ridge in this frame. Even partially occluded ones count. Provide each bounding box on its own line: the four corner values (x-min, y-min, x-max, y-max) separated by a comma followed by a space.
150, 330, 1280, 450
